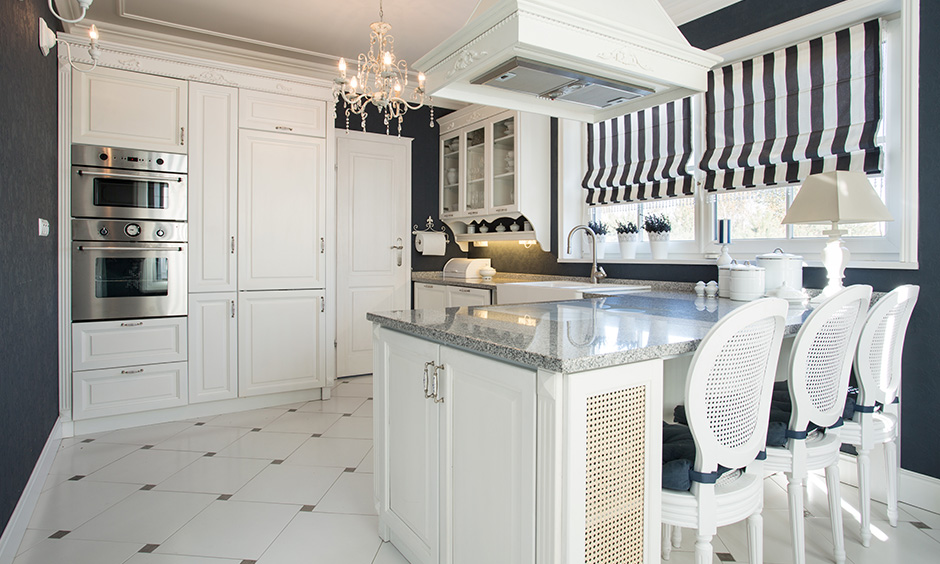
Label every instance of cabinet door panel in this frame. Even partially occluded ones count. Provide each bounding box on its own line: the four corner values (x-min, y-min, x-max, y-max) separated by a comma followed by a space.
189, 293, 237, 403
73, 362, 188, 420
72, 318, 187, 371
374, 328, 440, 564
414, 283, 447, 310
238, 290, 325, 396
239, 90, 326, 137
446, 286, 491, 307
189, 83, 238, 292
238, 130, 325, 290
442, 347, 536, 564
72, 67, 187, 152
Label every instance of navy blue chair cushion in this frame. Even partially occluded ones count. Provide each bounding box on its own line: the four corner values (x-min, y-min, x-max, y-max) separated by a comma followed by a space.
661, 422, 736, 491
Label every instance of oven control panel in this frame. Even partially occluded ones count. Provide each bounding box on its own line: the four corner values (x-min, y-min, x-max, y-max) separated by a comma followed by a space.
72, 219, 187, 243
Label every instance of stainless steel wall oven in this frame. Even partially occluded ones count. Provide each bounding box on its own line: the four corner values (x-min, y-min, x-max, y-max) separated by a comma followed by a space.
70, 145, 189, 321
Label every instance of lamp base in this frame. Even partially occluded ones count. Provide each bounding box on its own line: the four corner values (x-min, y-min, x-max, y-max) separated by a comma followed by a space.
812, 226, 850, 305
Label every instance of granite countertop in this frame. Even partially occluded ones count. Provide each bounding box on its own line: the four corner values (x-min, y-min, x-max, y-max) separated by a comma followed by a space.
368, 291, 811, 373
411, 271, 696, 293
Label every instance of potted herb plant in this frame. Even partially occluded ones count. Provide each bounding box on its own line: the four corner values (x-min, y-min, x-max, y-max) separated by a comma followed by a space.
643, 213, 672, 260
615, 220, 639, 259
587, 220, 608, 259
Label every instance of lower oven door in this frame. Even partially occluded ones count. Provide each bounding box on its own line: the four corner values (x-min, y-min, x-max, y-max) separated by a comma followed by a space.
72, 241, 188, 321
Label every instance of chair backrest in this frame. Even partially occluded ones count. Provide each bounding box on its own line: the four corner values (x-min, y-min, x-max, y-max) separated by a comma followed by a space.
685, 298, 788, 474
854, 284, 919, 407
787, 285, 872, 432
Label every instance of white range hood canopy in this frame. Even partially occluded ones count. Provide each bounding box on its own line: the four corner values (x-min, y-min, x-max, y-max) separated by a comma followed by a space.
414, 0, 723, 123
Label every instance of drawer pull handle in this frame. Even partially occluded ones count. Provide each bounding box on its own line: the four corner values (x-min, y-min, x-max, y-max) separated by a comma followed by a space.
276, 126, 294, 132
458, 288, 471, 293
121, 368, 144, 374
120, 321, 143, 327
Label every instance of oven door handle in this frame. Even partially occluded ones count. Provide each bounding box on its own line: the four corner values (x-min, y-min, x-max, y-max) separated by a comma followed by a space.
77, 246, 184, 252
77, 170, 184, 183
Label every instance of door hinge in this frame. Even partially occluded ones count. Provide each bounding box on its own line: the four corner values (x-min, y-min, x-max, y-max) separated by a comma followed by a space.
180, 127, 185, 145
231, 236, 235, 254
320, 296, 325, 313
231, 300, 235, 318
334, 339, 337, 349
320, 237, 325, 254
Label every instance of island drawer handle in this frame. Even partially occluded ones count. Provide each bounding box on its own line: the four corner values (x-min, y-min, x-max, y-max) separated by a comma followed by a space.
423, 361, 435, 399
432, 363, 445, 403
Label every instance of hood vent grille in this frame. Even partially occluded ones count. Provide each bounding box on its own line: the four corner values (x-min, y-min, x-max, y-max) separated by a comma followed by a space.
472, 58, 653, 109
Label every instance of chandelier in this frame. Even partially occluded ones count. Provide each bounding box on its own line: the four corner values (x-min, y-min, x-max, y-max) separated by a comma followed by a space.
332, 0, 432, 135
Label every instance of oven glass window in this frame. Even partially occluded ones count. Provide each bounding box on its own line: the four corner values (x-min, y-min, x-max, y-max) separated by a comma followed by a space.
93, 178, 168, 210
95, 257, 169, 298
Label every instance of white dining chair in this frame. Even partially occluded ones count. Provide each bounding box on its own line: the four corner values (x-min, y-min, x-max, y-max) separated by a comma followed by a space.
841, 284, 919, 547
764, 285, 872, 564
661, 297, 788, 564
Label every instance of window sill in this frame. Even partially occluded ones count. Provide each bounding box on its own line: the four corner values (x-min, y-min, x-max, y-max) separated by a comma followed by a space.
559, 257, 919, 270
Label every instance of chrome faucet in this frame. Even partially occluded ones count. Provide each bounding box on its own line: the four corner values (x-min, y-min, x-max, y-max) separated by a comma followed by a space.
567, 225, 607, 284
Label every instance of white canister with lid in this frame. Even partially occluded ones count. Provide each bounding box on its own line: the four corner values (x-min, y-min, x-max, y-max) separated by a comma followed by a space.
756, 248, 803, 295
729, 261, 766, 301
718, 262, 734, 298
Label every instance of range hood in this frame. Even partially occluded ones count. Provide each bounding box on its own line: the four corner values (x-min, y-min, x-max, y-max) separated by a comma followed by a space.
414, 0, 723, 123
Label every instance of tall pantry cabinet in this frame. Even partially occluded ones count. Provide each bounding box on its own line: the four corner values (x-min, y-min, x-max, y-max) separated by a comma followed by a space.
189, 85, 328, 399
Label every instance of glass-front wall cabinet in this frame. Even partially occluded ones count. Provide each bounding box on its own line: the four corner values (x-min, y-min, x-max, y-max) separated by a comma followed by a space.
439, 111, 520, 219
442, 133, 460, 215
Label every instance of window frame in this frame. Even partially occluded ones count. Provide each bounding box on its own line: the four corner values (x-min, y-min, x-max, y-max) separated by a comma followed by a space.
558, 0, 918, 270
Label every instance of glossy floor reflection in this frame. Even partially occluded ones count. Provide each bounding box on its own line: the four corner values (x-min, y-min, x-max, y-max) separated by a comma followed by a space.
11, 374, 940, 563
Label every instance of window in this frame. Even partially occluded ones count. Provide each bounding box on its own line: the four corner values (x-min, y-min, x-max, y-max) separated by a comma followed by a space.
566, 2, 917, 268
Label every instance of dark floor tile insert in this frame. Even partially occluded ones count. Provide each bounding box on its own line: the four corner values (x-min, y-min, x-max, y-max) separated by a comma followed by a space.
912, 521, 931, 529
49, 530, 70, 539
271, 459, 284, 465
251, 428, 262, 432
716, 553, 735, 562
194, 422, 206, 426
344, 467, 357, 473
141, 445, 154, 450
311, 433, 322, 438
241, 560, 257, 564
80, 438, 95, 443
140, 484, 156, 491
139, 544, 159, 553
68, 475, 85, 481
367, 397, 373, 400
343, 413, 352, 417
218, 494, 233, 501
288, 408, 298, 412
300, 505, 316, 512
204, 452, 216, 457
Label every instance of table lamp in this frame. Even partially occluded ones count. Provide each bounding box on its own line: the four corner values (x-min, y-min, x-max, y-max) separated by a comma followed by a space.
782, 171, 892, 303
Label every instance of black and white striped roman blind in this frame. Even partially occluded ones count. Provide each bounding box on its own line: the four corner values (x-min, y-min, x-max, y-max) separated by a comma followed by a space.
700, 19, 883, 192
582, 98, 694, 206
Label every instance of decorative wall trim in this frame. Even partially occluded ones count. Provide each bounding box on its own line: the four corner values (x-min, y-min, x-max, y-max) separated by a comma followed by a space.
0, 419, 63, 564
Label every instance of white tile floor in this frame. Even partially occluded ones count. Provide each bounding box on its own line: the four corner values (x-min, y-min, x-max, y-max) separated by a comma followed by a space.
12, 374, 940, 564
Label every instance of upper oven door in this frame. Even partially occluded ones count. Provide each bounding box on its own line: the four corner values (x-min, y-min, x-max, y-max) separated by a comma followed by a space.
71, 167, 187, 221
72, 241, 188, 321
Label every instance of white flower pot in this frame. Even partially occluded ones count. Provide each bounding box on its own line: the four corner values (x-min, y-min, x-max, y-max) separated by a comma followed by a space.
618, 233, 638, 259
647, 231, 670, 260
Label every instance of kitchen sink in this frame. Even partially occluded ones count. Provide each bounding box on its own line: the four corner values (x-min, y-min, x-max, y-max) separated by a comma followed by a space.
495, 281, 650, 304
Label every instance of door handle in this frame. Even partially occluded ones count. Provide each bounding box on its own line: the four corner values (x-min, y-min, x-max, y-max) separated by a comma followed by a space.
391, 237, 403, 266
423, 361, 435, 399
432, 363, 445, 403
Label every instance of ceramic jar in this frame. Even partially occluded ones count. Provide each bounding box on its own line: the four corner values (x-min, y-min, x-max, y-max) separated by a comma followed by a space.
729, 262, 766, 301
756, 248, 803, 295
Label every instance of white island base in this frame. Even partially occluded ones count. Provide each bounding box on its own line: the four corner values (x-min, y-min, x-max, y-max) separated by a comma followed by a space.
372, 326, 663, 564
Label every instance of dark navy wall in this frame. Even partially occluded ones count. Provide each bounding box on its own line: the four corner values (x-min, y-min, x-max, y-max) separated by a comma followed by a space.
411, 1, 939, 480
0, 0, 62, 534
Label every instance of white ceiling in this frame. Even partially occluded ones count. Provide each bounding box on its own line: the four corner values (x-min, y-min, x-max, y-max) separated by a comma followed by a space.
62, 0, 740, 72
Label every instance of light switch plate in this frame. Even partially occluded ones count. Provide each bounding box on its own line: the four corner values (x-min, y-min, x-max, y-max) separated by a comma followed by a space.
38, 218, 50, 237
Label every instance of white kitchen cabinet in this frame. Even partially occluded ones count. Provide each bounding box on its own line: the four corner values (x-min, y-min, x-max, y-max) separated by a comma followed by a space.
238, 290, 325, 396
413, 282, 492, 309
238, 89, 327, 137
189, 83, 238, 293
374, 327, 536, 564
72, 66, 187, 152
414, 282, 447, 309
238, 129, 326, 291
188, 293, 238, 403
72, 317, 187, 372
73, 361, 188, 420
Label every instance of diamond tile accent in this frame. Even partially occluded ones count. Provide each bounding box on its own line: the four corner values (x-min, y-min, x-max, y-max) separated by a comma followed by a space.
300, 505, 316, 512
140, 484, 156, 491
251, 428, 262, 432
716, 552, 735, 562
69, 475, 85, 481
49, 530, 70, 539
271, 459, 284, 465
194, 422, 206, 426
141, 445, 153, 450
218, 494, 233, 501
139, 543, 159, 553
81, 439, 95, 443
912, 521, 932, 530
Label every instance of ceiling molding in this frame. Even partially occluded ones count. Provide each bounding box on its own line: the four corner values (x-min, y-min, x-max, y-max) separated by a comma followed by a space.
661, 0, 743, 25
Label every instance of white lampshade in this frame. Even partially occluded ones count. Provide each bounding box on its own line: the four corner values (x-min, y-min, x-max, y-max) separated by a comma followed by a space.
782, 170, 893, 225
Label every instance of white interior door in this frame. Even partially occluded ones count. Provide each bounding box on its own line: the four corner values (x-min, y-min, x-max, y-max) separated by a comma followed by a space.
336, 132, 412, 377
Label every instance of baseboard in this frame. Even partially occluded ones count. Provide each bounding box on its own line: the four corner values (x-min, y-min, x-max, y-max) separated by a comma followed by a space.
0, 418, 63, 564
838, 452, 940, 515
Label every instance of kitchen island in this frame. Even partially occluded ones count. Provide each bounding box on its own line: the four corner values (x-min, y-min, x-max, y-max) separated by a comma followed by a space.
368, 292, 810, 564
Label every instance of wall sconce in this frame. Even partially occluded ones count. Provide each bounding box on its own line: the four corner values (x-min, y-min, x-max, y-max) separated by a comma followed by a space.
48, 0, 94, 24
518, 240, 537, 249
39, 18, 100, 72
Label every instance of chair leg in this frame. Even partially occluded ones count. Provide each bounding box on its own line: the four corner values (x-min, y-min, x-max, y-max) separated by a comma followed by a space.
856, 446, 872, 547
747, 512, 763, 564
672, 525, 683, 548
885, 437, 900, 527
694, 533, 714, 564
662, 524, 673, 560
788, 474, 807, 564
826, 464, 847, 564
